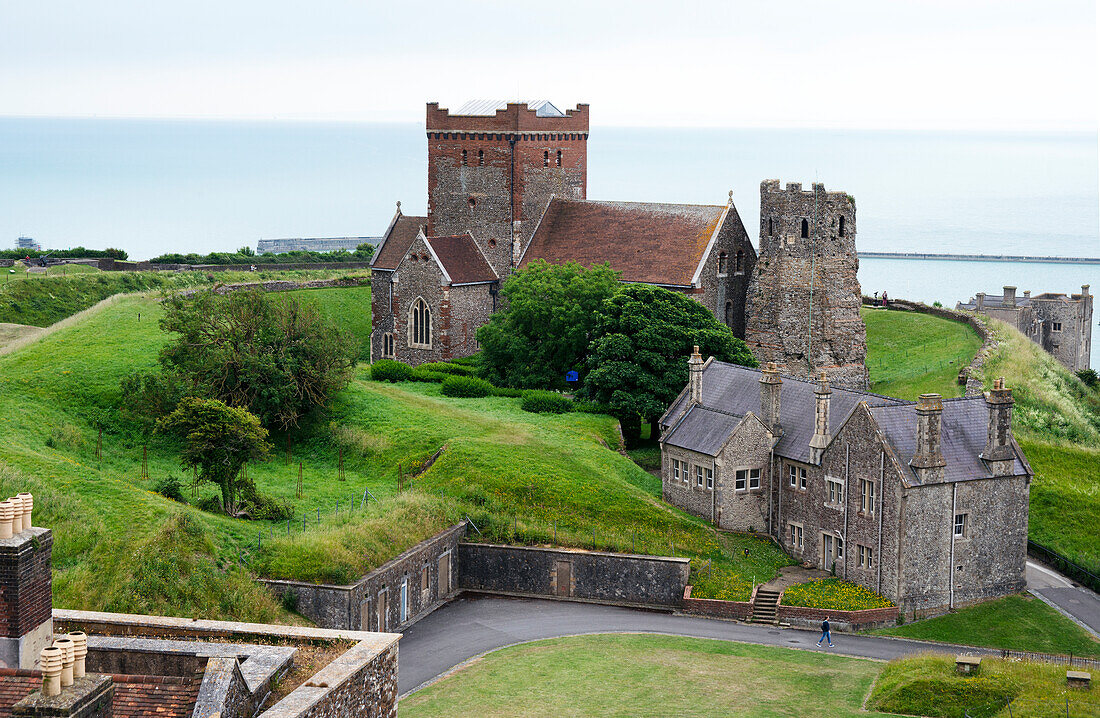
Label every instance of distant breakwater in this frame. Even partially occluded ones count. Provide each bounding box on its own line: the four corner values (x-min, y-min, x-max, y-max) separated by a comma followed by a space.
859, 252, 1100, 265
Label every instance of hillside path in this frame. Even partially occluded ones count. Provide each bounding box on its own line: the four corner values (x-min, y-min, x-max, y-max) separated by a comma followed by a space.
1028, 560, 1100, 637
397, 595, 990, 696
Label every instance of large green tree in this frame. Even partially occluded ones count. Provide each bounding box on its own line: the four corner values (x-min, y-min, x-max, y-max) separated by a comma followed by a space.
158, 289, 357, 429
157, 397, 271, 515
477, 260, 620, 389
580, 284, 757, 447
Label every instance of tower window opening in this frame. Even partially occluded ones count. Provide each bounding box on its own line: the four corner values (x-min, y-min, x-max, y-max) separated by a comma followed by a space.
768, 218, 774, 236
838, 215, 845, 236
556, 150, 562, 167
801, 218, 809, 238
461, 149, 468, 166
735, 249, 745, 274
468, 197, 476, 209
543, 150, 549, 167
478, 149, 484, 166
717, 252, 728, 276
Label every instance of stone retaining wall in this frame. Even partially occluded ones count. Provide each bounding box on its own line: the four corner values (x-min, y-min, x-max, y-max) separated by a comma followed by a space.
98, 258, 371, 272
458, 543, 690, 608
775, 601, 899, 631
679, 585, 754, 620
862, 296, 995, 396
176, 276, 367, 298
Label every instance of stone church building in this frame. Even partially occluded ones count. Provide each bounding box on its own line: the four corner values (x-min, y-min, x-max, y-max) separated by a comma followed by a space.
370, 100, 864, 384
659, 349, 1031, 615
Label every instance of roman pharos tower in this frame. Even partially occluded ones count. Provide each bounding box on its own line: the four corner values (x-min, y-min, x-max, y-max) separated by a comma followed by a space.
745, 180, 868, 389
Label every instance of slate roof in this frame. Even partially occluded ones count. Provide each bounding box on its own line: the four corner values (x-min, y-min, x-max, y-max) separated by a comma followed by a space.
371, 213, 427, 270
520, 199, 728, 287
663, 361, 903, 464
0, 671, 200, 718
869, 400, 1029, 484
427, 234, 498, 285
663, 405, 745, 456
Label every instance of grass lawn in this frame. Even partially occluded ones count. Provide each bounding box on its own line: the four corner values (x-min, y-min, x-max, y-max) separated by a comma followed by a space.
400, 633, 892, 718
873, 594, 1100, 657
782, 578, 893, 610
289, 285, 373, 360
868, 653, 1100, 718
862, 307, 981, 400
0, 322, 44, 351
1021, 437, 1100, 573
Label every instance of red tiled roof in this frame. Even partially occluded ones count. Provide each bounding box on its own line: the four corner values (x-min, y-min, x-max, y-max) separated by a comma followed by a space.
372, 213, 427, 270
427, 234, 498, 285
0, 672, 199, 718
521, 199, 726, 286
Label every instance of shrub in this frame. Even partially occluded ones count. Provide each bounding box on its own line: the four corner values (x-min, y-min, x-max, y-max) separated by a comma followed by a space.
448, 355, 480, 367
418, 361, 476, 377
932, 301, 943, 308
410, 367, 449, 383
491, 386, 524, 398
1077, 369, 1099, 388
521, 390, 573, 414
370, 359, 412, 382
238, 479, 294, 521
280, 591, 299, 613
196, 495, 223, 513
574, 400, 614, 415
154, 474, 187, 503
780, 577, 893, 610
441, 375, 494, 398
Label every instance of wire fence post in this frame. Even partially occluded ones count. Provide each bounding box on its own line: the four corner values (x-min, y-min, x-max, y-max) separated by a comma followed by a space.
286, 519, 290, 536
296, 462, 304, 498
338, 448, 345, 481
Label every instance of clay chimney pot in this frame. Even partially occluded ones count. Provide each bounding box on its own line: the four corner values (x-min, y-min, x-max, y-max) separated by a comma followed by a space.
0, 500, 13, 540
68, 632, 88, 679
54, 637, 75, 687
8, 496, 23, 534
40, 646, 63, 697
17, 493, 32, 529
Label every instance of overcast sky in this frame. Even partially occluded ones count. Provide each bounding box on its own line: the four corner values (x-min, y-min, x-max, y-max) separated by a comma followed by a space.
2, 1, 1097, 129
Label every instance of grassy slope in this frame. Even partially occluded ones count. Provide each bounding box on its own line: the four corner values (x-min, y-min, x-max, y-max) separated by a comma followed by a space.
401, 634, 891, 718
290, 285, 373, 360
868, 653, 1100, 718
862, 306, 981, 400
874, 594, 1100, 657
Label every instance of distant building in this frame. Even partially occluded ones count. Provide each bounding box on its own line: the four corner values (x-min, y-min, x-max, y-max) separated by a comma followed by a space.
256, 237, 378, 255
659, 351, 1031, 616
958, 285, 1093, 373
15, 236, 41, 251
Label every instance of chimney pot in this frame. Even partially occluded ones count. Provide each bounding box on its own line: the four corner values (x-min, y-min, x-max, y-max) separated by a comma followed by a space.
911, 393, 946, 481
688, 346, 704, 404
68, 632, 88, 679
759, 363, 783, 436
54, 638, 75, 688
1003, 286, 1017, 307
8, 496, 23, 534
17, 493, 32, 529
809, 372, 832, 461
983, 377, 1015, 473
39, 646, 63, 697
0, 500, 13, 540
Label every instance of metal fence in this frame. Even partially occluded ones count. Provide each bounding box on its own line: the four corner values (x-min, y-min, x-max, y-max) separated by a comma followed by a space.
969, 697, 1098, 717
1028, 540, 1100, 594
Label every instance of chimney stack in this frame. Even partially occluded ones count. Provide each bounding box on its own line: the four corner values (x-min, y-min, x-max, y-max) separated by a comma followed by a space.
809, 372, 831, 463
759, 363, 783, 436
910, 394, 947, 483
688, 346, 704, 405
0, 491, 53, 670
1023, 290, 1031, 300
976, 292, 985, 310
983, 377, 1016, 476
1003, 286, 1016, 307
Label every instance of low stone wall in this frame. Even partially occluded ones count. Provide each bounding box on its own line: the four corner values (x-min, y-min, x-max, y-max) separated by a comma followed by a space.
257, 642, 397, 718
775, 601, 899, 631
862, 295, 995, 396
176, 276, 367, 298
679, 585, 754, 620
99, 258, 371, 272
458, 543, 690, 608
260, 523, 466, 631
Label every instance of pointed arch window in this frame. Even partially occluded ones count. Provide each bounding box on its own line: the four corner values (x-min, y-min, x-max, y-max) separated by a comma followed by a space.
409, 298, 432, 349
717, 251, 728, 276
382, 333, 395, 358
477, 149, 484, 166
543, 150, 550, 167
735, 249, 745, 274
801, 218, 809, 238
556, 150, 562, 167
461, 149, 468, 167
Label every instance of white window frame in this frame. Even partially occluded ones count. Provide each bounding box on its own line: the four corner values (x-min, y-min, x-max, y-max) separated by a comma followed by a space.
748, 467, 760, 490
826, 477, 844, 505
788, 523, 804, 551
735, 469, 747, 491
861, 479, 876, 515
672, 459, 680, 483
858, 544, 874, 569
788, 464, 797, 488
695, 465, 705, 488
954, 512, 968, 538
705, 467, 714, 490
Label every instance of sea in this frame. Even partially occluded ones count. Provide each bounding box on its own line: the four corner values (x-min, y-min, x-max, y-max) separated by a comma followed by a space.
1, 117, 1097, 366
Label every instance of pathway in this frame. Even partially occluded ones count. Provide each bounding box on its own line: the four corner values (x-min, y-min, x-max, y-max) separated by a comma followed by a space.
1027, 560, 1100, 637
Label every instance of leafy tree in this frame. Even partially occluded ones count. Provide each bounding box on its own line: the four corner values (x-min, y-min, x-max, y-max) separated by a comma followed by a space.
158, 290, 357, 428
477, 260, 621, 388
237, 246, 256, 257
580, 284, 757, 447
354, 243, 375, 259
157, 397, 271, 515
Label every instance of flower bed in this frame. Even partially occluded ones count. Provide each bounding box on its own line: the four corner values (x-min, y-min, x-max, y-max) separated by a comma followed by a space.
780, 578, 893, 611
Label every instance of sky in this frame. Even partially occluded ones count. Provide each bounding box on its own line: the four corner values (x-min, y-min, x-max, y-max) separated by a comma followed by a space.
2, 0, 1097, 130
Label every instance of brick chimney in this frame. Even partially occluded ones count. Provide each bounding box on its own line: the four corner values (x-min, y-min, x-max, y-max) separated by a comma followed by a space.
1023, 290, 1031, 301
688, 345, 704, 405
809, 372, 831, 463
1003, 286, 1016, 307
983, 377, 1016, 476
12, 670, 114, 718
0, 492, 53, 670
910, 394, 946, 483
759, 363, 782, 436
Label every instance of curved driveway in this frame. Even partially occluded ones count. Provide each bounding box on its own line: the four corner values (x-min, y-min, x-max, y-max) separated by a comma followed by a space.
397, 594, 982, 696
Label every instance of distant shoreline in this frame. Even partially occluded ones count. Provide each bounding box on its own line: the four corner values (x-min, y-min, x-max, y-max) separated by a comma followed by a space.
859, 252, 1100, 265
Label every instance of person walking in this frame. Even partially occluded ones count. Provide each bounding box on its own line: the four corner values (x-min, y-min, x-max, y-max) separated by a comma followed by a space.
817, 617, 833, 647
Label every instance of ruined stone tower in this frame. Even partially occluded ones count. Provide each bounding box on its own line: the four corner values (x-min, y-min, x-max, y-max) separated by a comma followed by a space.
745, 180, 868, 388
425, 101, 589, 276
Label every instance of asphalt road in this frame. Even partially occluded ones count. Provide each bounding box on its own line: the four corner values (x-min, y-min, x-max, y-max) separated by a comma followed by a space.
1027, 560, 1100, 636
397, 594, 980, 696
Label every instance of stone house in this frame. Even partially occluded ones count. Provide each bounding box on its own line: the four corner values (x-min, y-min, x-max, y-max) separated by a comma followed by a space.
659, 349, 1031, 615
958, 285, 1093, 373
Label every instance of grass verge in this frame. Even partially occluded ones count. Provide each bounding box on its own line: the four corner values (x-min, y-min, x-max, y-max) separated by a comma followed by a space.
863, 306, 981, 400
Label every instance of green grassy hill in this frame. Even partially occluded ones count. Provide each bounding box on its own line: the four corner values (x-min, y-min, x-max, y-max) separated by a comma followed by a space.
863, 307, 981, 399
291, 285, 373, 360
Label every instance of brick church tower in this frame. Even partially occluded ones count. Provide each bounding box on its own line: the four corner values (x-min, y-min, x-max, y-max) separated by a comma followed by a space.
425, 101, 589, 275
745, 180, 868, 389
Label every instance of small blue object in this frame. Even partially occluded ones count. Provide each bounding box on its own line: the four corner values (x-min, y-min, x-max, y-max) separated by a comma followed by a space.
565, 370, 579, 383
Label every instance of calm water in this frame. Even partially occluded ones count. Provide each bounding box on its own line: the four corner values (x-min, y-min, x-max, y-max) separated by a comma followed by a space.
2, 117, 1097, 365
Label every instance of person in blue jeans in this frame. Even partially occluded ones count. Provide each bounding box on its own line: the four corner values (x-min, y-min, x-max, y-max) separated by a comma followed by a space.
816, 617, 833, 647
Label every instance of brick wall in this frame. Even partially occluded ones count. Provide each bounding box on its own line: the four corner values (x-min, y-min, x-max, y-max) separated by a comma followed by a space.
679, 586, 753, 620
458, 543, 690, 608
0, 529, 53, 639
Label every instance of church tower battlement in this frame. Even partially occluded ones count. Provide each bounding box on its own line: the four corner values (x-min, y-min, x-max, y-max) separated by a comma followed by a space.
745, 180, 868, 389
425, 101, 589, 275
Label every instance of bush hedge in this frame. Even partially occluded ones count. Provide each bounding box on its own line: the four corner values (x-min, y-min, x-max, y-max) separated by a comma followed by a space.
419, 361, 477, 377
410, 367, 450, 383
521, 390, 574, 414
574, 400, 614, 415
370, 359, 412, 382
441, 375, 494, 398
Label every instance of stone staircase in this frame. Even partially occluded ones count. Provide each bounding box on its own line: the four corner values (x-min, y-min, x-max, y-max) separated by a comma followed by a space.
750, 588, 780, 624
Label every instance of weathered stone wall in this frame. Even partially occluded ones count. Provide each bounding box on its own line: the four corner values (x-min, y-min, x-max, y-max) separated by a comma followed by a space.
774, 602, 899, 631
99, 258, 371, 272
176, 276, 365, 298
746, 180, 868, 388
1031, 291, 1093, 373
458, 543, 690, 608
370, 271, 395, 362
695, 206, 756, 339
387, 234, 447, 366
260, 523, 466, 632
715, 417, 772, 532
679, 585, 754, 620
661, 446, 716, 522
258, 643, 397, 718
442, 283, 496, 360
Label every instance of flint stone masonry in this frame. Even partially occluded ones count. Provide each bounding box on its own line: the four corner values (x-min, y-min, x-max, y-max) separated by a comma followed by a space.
98, 259, 371, 273
259, 523, 466, 632
746, 180, 868, 389
175, 276, 366, 299
11, 673, 113, 718
458, 543, 690, 608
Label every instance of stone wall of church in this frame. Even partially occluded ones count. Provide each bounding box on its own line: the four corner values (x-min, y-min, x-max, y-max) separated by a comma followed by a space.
387, 235, 446, 365
745, 181, 868, 388
695, 205, 756, 339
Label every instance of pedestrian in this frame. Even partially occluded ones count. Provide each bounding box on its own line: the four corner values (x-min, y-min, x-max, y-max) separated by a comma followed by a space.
817, 616, 833, 647
881, 291, 889, 307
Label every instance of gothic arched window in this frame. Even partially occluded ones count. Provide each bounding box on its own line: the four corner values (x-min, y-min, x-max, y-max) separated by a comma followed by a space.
725, 301, 734, 327
461, 149, 468, 167
717, 252, 728, 276
543, 150, 550, 167
382, 333, 395, 358
556, 150, 562, 167
801, 218, 809, 238
735, 249, 745, 274
409, 298, 432, 349
478, 149, 484, 166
